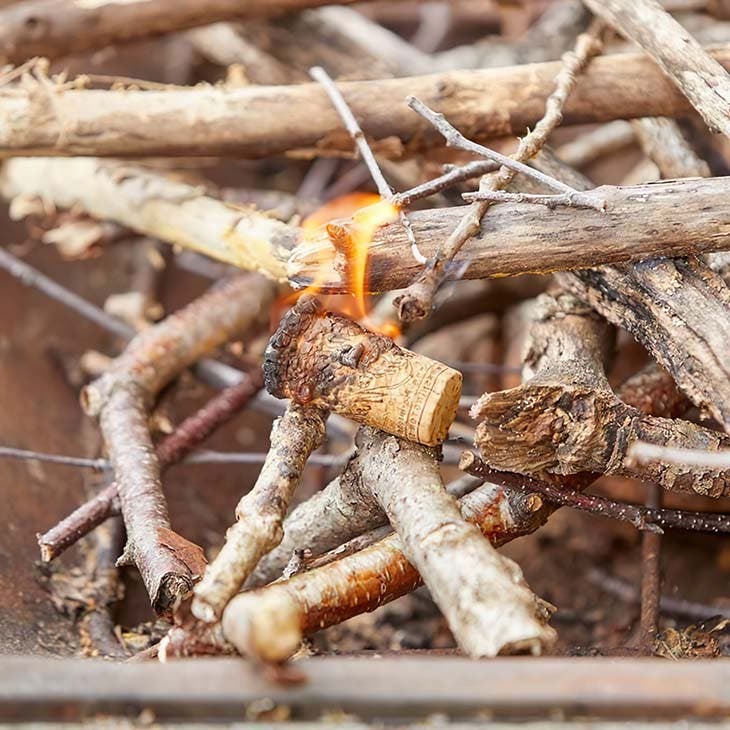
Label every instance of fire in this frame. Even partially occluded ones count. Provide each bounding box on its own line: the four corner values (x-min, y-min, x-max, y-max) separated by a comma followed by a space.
278, 192, 400, 338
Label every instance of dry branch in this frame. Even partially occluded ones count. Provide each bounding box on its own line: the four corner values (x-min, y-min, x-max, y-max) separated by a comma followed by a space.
263, 296, 462, 447
192, 405, 327, 623
0, 0, 386, 65
364, 431, 555, 658
39, 373, 263, 562
289, 176, 730, 293
4, 47, 730, 158
472, 293, 730, 498
393, 24, 605, 321
82, 275, 274, 614
0, 158, 296, 279
219, 478, 551, 663
583, 0, 730, 136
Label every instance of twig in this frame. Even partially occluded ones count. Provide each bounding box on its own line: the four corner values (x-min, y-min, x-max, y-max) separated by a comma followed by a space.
81, 276, 274, 614
588, 568, 730, 621
459, 453, 730, 535
393, 24, 605, 321
392, 160, 498, 207
583, 0, 730, 137
555, 120, 636, 169
366, 431, 555, 658
39, 374, 264, 562
462, 189, 606, 211
639, 484, 663, 651
309, 65, 425, 264
219, 474, 550, 662
0, 446, 107, 470
192, 405, 327, 623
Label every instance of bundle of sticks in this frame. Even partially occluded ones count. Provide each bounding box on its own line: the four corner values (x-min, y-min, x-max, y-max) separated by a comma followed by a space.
4, 0, 730, 664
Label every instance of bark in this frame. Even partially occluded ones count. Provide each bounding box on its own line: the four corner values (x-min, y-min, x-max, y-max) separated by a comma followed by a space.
0, 158, 296, 279
0, 0, 387, 65
617, 364, 688, 419
39, 373, 263, 562
583, 0, 730, 137
220, 478, 550, 663
365, 431, 555, 658
192, 405, 327, 623
263, 296, 462, 447
4, 46, 730, 158
472, 293, 730, 498
631, 118, 711, 178
81, 275, 274, 614
557, 259, 730, 430
288, 177, 730, 293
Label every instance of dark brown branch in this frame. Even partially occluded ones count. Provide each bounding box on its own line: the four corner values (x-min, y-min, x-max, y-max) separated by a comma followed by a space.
81, 275, 273, 614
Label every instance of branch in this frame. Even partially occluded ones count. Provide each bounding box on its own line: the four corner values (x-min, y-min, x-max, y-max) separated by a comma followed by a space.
38, 373, 263, 562
365, 431, 555, 658
3, 47, 730, 157
192, 405, 327, 623
288, 177, 730, 292
0, 0, 388, 65
0, 158, 296, 279
81, 275, 274, 614
583, 0, 730, 137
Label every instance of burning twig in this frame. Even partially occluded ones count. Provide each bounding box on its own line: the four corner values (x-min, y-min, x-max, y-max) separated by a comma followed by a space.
81, 275, 274, 614
583, 0, 730, 137
39, 373, 263, 562
393, 23, 606, 321
192, 404, 327, 623
263, 296, 462, 446
472, 292, 730, 498
309, 65, 424, 264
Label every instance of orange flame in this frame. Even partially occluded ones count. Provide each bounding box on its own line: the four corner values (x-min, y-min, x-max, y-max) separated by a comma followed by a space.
278, 192, 400, 338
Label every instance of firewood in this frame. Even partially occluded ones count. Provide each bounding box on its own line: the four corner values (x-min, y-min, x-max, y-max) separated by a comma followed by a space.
81, 275, 274, 614
3, 46, 730, 158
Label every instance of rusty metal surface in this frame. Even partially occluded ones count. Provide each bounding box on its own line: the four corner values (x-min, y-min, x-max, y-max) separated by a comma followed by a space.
1, 656, 730, 722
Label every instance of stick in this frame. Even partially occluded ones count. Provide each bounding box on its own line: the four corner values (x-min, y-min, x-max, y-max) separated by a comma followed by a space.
192, 405, 327, 623
288, 176, 730, 293
0, 0, 389, 65
582, 0, 730, 137
263, 296, 462, 447
460, 453, 730, 535
218, 477, 551, 663
81, 275, 274, 614
309, 65, 423, 264
38, 374, 263, 562
639, 484, 663, 651
365, 431, 555, 658
555, 120, 636, 169
4, 47, 730, 158
472, 293, 730, 498
0, 158, 296, 279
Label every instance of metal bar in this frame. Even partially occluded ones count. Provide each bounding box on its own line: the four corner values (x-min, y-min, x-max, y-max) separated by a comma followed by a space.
2, 656, 730, 722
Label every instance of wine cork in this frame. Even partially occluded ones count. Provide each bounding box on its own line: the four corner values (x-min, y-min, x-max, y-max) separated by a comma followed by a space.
264, 296, 462, 446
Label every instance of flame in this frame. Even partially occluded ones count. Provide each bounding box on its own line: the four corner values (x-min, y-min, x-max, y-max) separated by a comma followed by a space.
277, 192, 401, 338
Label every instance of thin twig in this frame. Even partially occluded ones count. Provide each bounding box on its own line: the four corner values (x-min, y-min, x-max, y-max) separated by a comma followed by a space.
639, 483, 663, 651
394, 23, 605, 321
462, 188, 606, 210
0, 446, 108, 470
309, 65, 425, 264
459, 452, 730, 535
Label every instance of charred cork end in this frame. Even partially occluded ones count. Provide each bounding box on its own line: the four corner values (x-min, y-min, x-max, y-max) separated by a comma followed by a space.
264, 295, 462, 446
